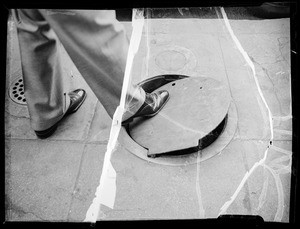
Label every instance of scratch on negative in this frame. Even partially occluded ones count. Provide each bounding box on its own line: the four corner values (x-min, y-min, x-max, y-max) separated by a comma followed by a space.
196, 151, 205, 218
218, 7, 274, 216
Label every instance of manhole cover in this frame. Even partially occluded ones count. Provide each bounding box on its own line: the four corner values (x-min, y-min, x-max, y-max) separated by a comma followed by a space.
121, 74, 238, 166
9, 77, 26, 105
128, 76, 232, 158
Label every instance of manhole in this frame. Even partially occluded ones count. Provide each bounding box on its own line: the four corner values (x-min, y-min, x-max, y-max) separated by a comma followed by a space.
129, 75, 231, 157
121, 74, 238, 166
9, 77, 27, 105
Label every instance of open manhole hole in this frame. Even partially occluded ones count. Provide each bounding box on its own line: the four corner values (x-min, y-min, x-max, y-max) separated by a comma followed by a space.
9, 77, 27, 105
122, 74, 238, 166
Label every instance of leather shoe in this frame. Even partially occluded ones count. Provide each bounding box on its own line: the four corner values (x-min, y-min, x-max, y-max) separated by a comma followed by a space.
122, 90, 169, 125
35, 89, 87, 139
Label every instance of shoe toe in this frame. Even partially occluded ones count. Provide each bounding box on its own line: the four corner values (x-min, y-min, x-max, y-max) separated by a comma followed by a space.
66, 89, 87, 114
70, 89, 85, 98
76, 89, 84, 97
158, 90, 169, 101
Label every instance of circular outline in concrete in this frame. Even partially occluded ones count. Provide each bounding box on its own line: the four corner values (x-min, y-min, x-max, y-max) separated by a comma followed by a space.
153, 45, 197, 73
155, 50, 187, 71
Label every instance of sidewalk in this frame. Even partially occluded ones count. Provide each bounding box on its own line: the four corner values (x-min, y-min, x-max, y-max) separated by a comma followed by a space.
5, 12, 292, 222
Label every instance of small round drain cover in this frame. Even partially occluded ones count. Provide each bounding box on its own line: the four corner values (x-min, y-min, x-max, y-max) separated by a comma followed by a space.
129, 77, 231, 157
9, 77, 26, 105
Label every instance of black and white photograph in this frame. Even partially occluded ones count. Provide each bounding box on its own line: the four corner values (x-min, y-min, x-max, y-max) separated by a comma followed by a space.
3, 1, 298, 227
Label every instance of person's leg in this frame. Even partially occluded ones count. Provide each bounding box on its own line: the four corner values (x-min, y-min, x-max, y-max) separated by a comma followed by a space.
12, 9, 71, 131
39, 9, 145, 120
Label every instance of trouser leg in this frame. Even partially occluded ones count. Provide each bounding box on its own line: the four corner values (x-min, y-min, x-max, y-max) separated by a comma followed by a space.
12, 9, 70, 131
39, 9, 145, 120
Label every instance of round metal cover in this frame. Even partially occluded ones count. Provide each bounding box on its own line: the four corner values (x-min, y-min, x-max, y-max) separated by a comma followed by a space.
129, 76, 231, 157
121, 101, 237, 166
9, 77, 26, 105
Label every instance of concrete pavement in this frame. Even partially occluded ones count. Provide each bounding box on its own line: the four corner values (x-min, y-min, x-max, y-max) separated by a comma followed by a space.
5, 9, 292, 222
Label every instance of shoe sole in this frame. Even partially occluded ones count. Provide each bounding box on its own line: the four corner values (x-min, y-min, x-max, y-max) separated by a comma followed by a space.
35, 124, 58, 139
